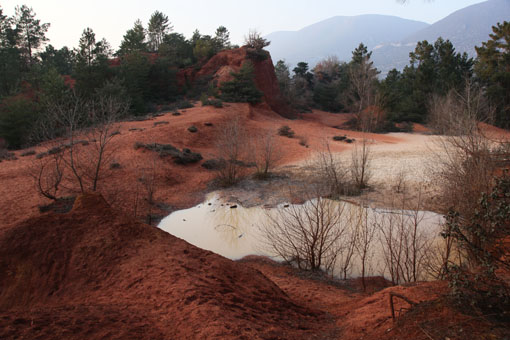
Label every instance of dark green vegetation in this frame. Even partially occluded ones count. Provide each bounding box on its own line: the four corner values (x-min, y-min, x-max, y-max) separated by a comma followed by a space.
0, 5, 243, 149
219, 62, 262, 104
275, 21, 510, 130
443, 176, 510, 319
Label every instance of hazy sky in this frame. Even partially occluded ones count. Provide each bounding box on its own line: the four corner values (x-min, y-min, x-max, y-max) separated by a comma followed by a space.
1, 0, 487, 50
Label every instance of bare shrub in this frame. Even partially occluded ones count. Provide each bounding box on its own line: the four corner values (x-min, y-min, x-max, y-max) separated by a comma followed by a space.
278, 125, 294, 138
29, 143, 65, 201
252, 131, 281, 179
430, 79, 510, 315
352, 203, 377, 291
80, 95, 129, 192
132, 155, 160, 224
244, 29, 270, 50
350, 138, 372, 190
337, 223, 358, 280
391, 165, 408, 194
259, 185, 349, 275
430, 80, 499, 235
429, 79, 494, 136
31, 93, 128, 198
313, 141, 349, 197
377, 190, 434, 285
215, 116, 248, 186
348, 57, 379, 131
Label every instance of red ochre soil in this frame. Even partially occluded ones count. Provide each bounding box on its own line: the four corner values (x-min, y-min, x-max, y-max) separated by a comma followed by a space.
178, 46, 294, 118
1, 103, 507, 339
0, 103, 403, 231
0, 193, 329, 340
3, 193, 502, 340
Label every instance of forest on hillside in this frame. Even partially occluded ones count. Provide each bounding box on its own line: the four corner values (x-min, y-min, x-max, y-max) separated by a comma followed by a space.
0, 4, 509, 151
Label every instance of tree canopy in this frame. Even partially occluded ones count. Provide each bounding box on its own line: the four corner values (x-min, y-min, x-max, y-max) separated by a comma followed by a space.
475, 21, 510, 127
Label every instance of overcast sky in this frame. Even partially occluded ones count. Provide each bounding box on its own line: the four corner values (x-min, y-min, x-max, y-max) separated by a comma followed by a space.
1, 0, 487, 50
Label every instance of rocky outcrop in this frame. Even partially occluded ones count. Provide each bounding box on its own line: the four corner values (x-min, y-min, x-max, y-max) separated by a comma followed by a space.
178, 47, 295, 118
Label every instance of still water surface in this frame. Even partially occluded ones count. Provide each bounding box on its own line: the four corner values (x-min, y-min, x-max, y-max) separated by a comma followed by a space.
158, 194, 443, 278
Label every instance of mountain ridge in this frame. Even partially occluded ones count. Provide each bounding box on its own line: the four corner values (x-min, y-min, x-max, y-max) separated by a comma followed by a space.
266, 14, 429, 68
266, 0, 510, 74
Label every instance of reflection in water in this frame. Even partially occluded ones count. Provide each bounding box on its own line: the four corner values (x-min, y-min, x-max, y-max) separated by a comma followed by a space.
158, 195, 444, 280
159, 195, 269, 259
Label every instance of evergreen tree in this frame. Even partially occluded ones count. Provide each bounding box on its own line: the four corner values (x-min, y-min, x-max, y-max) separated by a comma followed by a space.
213, 26, 231, 51
147, 11, 172, 52
119, 51, 150, 113
13, 5, 49, 66
193, 35, 215, 62
291, 62, 314, 111
74, 28, 112, 97
380, 37, 473, 123
0, 6, 22, 97
475, 21, 510, 127
118, 19, 146, 55
220, 61, 262, 104
148, 57, 178, 103
77, 27, 97, 68
38, 45, 75, 74
160, 32, 194, 67
0, 6, 11, 45
274, 60, 291, 97
351, 42, 371, 65
0, 95, 39, 149
312, 56, 349, 112
347, 43, 380, 128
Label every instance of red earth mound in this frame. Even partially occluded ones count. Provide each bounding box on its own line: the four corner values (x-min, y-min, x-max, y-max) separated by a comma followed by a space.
178, 47, 294, 118
0, 192, 330, 340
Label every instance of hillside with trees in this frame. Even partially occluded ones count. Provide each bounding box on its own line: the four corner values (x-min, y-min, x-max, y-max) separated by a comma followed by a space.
0, 2, 509, 340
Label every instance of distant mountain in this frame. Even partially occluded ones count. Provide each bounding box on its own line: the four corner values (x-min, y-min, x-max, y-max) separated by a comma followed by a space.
372, 0, 510, 74
266, 0, 510, 75
265, 14, 429, 68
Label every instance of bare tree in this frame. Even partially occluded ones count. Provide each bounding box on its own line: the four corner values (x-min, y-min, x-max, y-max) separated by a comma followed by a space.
133, 154, 160, 224
81, 95, 128, 192
45, 92, 87, 193
337, 224, 358, 280
352, 202, 377, 291
244, 29, 270, 50
252, 131, 281, 179
350, 138, 372, 190
429, 79, 494, 136
348, 57, 379, 131
259, 185, 349, 275
430, 81, 497, 218
215, 116, 248, 186
377, 190, 434, 284
313, 140, 349, 197
31, 93, 128, 200
430, 79, 510, 271
29, 144, 65, 201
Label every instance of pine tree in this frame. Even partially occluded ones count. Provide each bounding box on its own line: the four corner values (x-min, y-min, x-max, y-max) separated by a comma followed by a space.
74, 28, 112, 97
475, 21, 510, 128
118, 19, 146, 55
213, 26, 230, 51
147, 11, 172, 52
220, 61, 262, 104
13, 5, 49, 66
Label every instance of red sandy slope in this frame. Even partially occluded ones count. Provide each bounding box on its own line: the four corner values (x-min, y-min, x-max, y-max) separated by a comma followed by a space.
0, 103, 403, 231
0, 193, 331, 340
